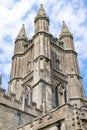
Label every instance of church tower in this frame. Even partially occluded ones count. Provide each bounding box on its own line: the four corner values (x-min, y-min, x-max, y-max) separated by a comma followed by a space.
8, 5, 85, 114
1, 5, 87, 130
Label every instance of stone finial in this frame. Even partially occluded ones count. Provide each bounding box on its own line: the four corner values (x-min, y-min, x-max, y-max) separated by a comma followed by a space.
59, 21, 73, 39
16, 24, 28, 41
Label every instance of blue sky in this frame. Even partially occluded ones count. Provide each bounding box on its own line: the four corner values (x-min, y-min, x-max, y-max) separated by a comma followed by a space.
0, 0, 87, 96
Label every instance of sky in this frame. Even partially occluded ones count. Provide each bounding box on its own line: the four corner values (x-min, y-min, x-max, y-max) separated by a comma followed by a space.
0, 0, 87, 96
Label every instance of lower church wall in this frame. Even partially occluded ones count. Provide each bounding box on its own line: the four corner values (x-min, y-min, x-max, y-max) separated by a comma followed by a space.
0, 103, 35, 130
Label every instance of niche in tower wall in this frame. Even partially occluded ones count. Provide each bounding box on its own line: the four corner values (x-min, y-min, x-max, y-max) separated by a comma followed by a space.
59, 84, 63, 105
25, 91, 32, 105
56, 59, 60, 70
27, 61, 31, 73
40, 57, 44, 76
24, 87, 32, 105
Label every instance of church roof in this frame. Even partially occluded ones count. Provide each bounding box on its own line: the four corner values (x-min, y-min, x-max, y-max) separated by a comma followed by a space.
59, 21, 73, 39
34, 4, 49, 22
16, 24, 28, 41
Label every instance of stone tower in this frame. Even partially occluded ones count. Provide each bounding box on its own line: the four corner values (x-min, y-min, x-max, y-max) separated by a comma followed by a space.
8, 4, 85, 112
0, 4, 87, 130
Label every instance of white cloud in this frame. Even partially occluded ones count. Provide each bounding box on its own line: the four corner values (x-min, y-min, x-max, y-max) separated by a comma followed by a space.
0, 0, 87, 95
0, 0, 15, 8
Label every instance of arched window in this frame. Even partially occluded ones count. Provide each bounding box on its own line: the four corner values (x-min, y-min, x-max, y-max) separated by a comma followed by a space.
55, 86, 59, 107
55, 83, 67, 107
25, 94, 28, 105
64, 90, 67, 103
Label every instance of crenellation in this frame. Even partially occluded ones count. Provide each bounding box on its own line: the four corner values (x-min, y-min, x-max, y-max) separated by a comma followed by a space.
0, 88, 42, 118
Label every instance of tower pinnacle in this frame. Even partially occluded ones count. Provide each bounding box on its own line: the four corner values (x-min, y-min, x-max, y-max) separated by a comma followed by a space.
59, 21, 73, 39
34, 4, 49, 33
16, 24, 28, 41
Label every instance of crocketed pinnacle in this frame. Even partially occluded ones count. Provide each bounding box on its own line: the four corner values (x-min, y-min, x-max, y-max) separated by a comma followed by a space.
59, 21, 73, 39
16, 24, 28, 41
35, 4, 49, 22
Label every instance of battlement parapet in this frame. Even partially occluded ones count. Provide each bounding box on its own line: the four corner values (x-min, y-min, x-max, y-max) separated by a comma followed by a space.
25, 102, 42, 116
0, 88, 42, 116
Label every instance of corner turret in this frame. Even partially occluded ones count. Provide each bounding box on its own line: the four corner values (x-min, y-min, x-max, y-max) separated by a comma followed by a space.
34, 4, 49, 33
59, 21, 73, 39
15, 24, 28, 41
8, 24, 28, 100
14, 24, 28, 54
59, 21, 74, 50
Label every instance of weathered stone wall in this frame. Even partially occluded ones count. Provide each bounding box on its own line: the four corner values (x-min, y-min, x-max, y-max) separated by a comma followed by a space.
0, 88, 42, 116
18, 103, 87, 130
0, 103, 34, 130
9, 42, 34, 100
0, 87, 42, 130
